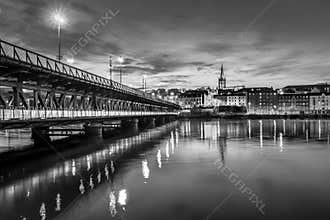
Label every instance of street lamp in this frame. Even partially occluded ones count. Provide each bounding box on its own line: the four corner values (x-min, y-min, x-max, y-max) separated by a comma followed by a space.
109, 55, 112, 81
142, 74, 147, 92
52, 11, 66, 61
66, 57, 74, 64
118, 56, 124, 84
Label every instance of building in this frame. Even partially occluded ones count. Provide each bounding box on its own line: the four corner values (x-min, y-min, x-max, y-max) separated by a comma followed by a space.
214, 87, 280, 114
164, 88, 181, 104
278, 83, 330, 114
203, 88, 220, 107
227, 92, 247, 107
178, 90, 208, 109
150, 70, 330, 115
215, 89, 247, 107
245, 87, 278, 114
214, 93, 227, 106
310, 93, 330, 114
218, 64, 226, 91
282, 83, 330, 94
278, 93, 310, 114
149, 88, 183, 104
150, 88, 167, 99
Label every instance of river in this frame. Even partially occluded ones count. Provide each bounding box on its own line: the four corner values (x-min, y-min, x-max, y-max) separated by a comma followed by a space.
0, 119, 330, 220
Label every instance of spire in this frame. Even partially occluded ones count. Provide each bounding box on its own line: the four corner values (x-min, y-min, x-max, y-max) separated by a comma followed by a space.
220, 64, 224, 78
218, 64, 226, 91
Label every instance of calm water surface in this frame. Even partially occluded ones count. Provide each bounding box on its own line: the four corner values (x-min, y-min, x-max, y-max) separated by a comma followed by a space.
1, 119, 330, 220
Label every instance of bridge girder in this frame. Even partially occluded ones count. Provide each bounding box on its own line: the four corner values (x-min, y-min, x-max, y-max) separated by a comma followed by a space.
0, 80, 167, 113
0, 38, 180, 123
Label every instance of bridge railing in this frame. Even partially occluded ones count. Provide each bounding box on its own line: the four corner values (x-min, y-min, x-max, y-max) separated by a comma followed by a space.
0, 109, 178, 121
0, 39, 179, 109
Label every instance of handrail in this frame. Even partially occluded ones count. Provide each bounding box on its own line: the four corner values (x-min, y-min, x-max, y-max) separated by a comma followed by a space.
0, 108, 179, 121
0, 39, 180, 109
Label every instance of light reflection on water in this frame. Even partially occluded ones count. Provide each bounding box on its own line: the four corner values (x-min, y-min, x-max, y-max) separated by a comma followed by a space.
0, 129, 33, 152
0, 125, 85, 154
0, 119, 330, 220
0, 122, 179, 219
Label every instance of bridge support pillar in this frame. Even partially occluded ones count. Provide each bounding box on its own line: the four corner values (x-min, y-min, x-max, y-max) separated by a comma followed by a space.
155, 117, 166, 126
138, 117, 155, 129
165, 116, 171, 123
84, 123, 102, 137
101, 121, 121, 138
121, 119, 139, 130
167, 116, 176, 123
31, 126, 51, 147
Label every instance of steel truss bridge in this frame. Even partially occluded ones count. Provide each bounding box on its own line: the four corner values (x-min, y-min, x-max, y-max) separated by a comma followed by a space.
0, 39, 180, 131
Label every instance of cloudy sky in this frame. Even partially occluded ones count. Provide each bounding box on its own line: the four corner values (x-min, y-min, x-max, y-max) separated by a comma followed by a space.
1, 0, 330, 89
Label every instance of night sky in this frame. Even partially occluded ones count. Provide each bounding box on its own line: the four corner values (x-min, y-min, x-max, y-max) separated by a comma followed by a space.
1, 0, 330, 89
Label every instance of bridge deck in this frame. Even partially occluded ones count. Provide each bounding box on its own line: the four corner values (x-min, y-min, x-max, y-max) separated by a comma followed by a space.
0, 110, 178, 129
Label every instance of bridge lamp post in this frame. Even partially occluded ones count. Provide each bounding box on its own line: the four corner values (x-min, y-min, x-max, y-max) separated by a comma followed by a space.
109, 55, 112, 81
53, 12, 66, 62
118, 56, 124, 84
66, 57, 74, 64
142, 75, 147, 92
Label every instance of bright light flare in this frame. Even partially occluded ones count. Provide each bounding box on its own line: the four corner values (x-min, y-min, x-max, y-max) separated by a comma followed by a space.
66, 57, 74, 64
49, 9, 67, 28
142, 160, 150, 181
117, 56, 124, 64
53, 11, 66, 25
118, 189, 127, 206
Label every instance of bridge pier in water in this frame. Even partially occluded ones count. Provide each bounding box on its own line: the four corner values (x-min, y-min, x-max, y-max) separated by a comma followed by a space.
29, 116, 177, 146
84, 123, 102, 137
121, 119, 139, 129
138, 118, 155, 129
31, 126, 51, 146
155, 117, 165, 126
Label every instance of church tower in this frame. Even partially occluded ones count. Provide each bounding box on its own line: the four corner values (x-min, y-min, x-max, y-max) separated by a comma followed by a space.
218, 64, 226, 90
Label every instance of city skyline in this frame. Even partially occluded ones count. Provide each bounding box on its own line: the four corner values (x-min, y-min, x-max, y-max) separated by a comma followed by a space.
1, 0, 330, 89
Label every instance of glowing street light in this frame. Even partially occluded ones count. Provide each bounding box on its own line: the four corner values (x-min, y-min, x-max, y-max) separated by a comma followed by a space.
66, 57, 74, 64
52, 11, 66, 61
109, 55, 113, 81
53, 13, 66, 26
117, 56, 124, 64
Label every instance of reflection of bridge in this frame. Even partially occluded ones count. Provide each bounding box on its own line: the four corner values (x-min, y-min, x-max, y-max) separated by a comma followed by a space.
0, 122, 179, 220
0, 39, 179, 143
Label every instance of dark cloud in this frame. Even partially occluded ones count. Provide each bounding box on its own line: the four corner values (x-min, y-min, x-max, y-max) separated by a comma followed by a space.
145, 54, 187, 73
159, 79, 188, 84
196, 42, 234, 54
74, 40, 123, 61
1, 0, 330, 88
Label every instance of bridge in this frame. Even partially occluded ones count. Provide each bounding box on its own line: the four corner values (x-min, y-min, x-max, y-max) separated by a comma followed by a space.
0, 39, 179, 145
